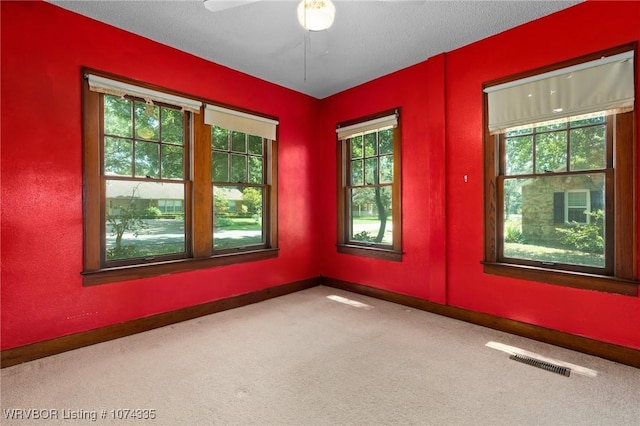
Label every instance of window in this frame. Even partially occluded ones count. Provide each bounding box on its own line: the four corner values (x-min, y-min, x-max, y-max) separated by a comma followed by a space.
336, 110, 402, 261
211, 127, 270, 252
101, 95, 189, 263
500, 114, 609, 270
82, 70, 278, 285
564, 190, 591, 225
157, 199, 184, 214
483, 46, 637, 296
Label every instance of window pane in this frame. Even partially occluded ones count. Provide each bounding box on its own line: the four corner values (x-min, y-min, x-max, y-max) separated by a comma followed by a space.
379, 129, 393, 155
570, 114, 605, 127
231, 132, 246, 153
158, 199, 183, 214
502, 174, 605, 268
569, 125, 606, 171
567, 207, 587, 223
248, 135, 263, 155
212, 126, 229, 151
249, 156, 263, 184
213, 185, 264, 250
350, 136, 363, 159
134, 102, 159, 141
535, 122, 566, 132
350, 186, 392, 245
567, 191, 587, 206
567, 190, 589, 224
351, 159, 363, 186
161, 145, 183, 179
105, 180, 185, 261
212, 152, 229, 182
365, 158, 378, 185
535, 131, 567, 173
379, 155, 393, 183
506, 126, 532, 137
104, 137, 132, 177
135, 141, 159, 178
364, 132, 377, 156
160, 107, 183, 145
231, 154, 248, 183
104, 95, 132, 137
505, 135, 533, 175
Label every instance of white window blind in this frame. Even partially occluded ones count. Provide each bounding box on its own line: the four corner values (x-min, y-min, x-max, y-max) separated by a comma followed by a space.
336, 113, 398, 140
85, 74, 202, 114
484, 51, 635, 134
204, 104, 279, 140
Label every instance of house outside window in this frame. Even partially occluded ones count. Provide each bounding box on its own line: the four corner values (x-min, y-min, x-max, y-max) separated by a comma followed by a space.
336, 109, 402, 261
82, 71, 279, 285
482, 46, 637, 296
501, 114, 607, 269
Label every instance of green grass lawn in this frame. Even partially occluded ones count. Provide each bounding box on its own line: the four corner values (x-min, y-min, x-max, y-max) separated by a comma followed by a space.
215, 217, 261, 231
504, 242, 604, 267
106, 241, 185, 261
214, 235, 263, 250
352, 216, 392, 225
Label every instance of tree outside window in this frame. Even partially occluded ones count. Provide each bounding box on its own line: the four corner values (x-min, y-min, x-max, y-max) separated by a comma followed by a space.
482, 46, 637, 295
82, 71, 279, 285
337, 110, 402, 261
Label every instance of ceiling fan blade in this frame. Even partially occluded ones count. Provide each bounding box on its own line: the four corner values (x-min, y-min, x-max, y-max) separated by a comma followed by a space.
203, 0, 261, 13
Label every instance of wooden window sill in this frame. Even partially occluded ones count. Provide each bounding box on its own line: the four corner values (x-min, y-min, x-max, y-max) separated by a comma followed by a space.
337, 244, 403, 261
482, 261, 638, 296
82, 248, 279, 286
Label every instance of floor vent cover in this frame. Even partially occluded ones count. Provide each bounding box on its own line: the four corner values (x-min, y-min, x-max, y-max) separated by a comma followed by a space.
510, 354, 571, 377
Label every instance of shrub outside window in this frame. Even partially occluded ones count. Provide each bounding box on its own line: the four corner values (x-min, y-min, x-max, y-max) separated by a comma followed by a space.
482, 46, 637, 296
500, 113, 609, 271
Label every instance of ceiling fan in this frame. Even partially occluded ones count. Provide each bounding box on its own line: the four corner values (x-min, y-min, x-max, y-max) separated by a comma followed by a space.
202, 0, 423, 81
204, 0, 337, 32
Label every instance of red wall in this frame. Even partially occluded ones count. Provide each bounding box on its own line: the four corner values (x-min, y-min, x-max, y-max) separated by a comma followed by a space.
443, 0, 640, 349
319, 57, 448, 303
2, 0, 639, 353
1, 1, 321, 350
320, 0, 640, 350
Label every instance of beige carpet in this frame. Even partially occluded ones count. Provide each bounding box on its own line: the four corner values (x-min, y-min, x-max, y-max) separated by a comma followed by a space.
2, 286, 639, 425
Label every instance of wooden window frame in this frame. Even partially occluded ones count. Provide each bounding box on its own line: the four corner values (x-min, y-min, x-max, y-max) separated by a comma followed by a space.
82, 69, 278, 286
336, 109, 403, 261
482, 48, 638, 296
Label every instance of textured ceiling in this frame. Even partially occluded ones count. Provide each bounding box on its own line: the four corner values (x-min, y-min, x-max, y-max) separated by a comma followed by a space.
47, 0, 582, 99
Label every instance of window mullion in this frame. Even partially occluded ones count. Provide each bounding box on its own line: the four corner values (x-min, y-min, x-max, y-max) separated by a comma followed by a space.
613, 112, 636, 280
192, 111, 213, 257
83, 70, 281, 285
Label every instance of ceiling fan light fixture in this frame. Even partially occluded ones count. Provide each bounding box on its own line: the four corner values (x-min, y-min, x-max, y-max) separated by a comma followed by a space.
297, 0, 336, 31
